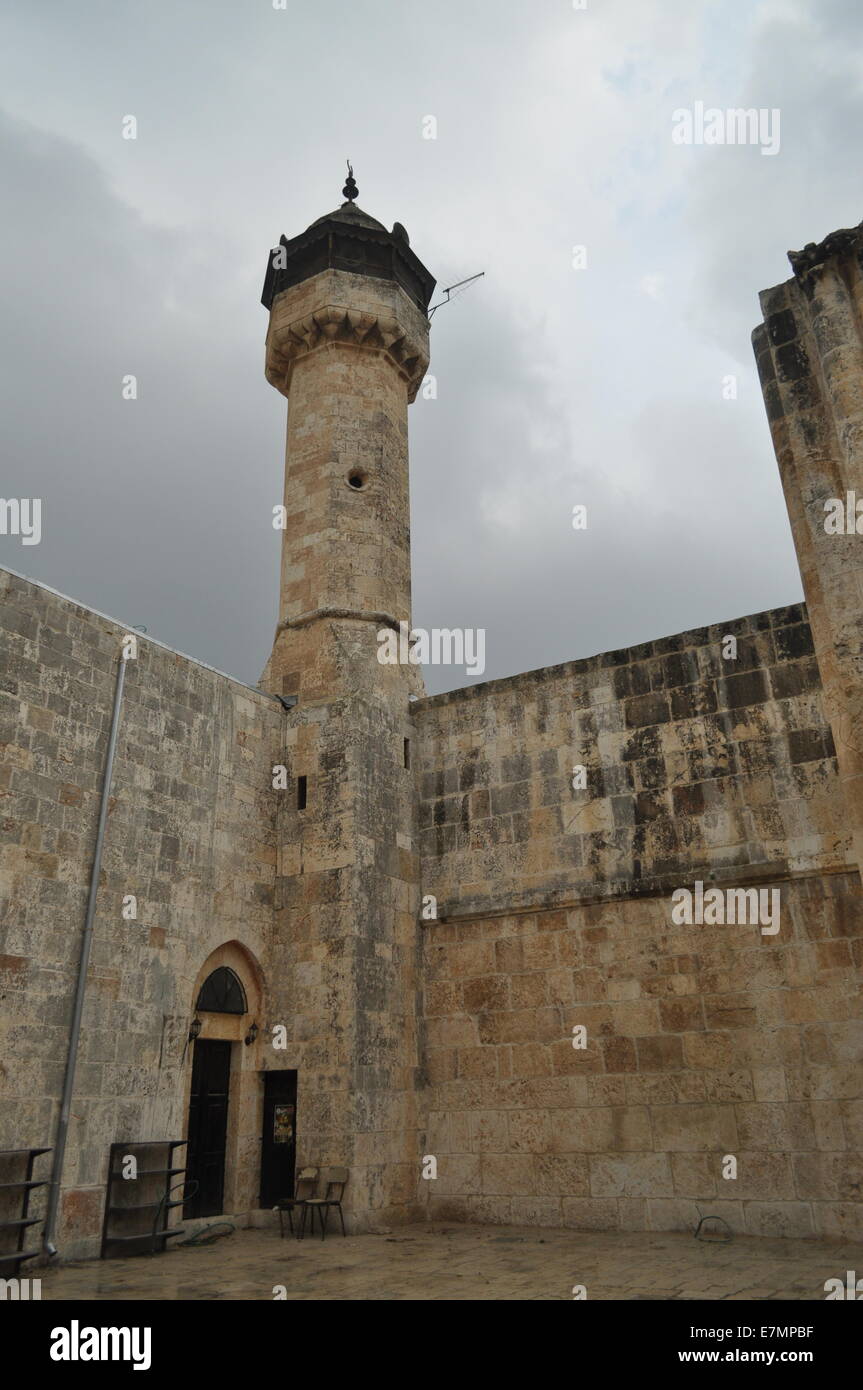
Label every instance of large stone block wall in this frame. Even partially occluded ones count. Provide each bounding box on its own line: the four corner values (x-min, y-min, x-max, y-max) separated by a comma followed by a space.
413, 603, 862, 1237
415, 603, 851, 919
0, 567, 285, 1258
417, 877, 862, 1239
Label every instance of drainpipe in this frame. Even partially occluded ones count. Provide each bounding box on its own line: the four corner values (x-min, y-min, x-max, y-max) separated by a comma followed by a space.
43, 649, 127, 1254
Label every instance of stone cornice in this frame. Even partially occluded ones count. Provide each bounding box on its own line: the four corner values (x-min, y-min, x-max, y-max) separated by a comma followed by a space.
278, 606, 404, 633
265, 302, 430, 402
788, 219, 863, 278
429, 859, 851, 925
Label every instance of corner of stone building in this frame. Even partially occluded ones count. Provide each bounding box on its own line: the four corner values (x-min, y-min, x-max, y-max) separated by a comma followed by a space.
753, 217, 863, 881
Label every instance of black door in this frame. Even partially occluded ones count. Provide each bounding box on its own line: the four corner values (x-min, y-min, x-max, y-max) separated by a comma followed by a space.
259, 1070, 297, 1207
185, 1040, 231, 1218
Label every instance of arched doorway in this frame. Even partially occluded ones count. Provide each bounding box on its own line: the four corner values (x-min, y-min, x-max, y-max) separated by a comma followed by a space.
185, 967, 247, 1218
184, 944, 267, 1221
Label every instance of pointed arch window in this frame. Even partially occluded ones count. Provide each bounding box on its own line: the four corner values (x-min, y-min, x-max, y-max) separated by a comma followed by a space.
196, 966, 247, 1015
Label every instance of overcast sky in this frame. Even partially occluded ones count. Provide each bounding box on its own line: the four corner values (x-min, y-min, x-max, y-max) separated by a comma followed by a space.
1, 0, 860, 694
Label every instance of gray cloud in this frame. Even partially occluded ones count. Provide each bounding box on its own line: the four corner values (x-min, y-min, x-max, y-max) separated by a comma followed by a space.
1, 0, 853, 696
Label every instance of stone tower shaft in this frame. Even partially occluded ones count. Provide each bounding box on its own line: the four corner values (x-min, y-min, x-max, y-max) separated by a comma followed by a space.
754, 221, 863, 879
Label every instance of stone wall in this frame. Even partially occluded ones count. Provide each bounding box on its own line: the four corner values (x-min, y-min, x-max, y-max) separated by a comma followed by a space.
417, 877, 861, 1239
413, 604, 862, 1238
2, 563, 860, 1251
0, 566, 285, 1258
415, 604, 850, 918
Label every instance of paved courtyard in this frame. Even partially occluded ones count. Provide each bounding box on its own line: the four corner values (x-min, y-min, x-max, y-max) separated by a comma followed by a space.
38, 1223, 863, 1301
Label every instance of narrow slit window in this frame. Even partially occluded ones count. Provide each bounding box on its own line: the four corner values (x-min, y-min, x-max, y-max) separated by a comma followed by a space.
403, 738, 411, 769
297, 775, 307, 810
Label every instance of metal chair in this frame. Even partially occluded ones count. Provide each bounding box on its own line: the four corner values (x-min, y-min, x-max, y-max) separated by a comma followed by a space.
301, 1167, 348, 1240
275, 1166, 318, 1239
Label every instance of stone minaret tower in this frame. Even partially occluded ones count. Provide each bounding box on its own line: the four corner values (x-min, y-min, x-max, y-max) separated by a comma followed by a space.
259, 170, 435, 1226
754, 222, 863, 880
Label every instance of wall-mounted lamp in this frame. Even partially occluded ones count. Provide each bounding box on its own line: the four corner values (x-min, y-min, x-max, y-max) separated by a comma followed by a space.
244, 1021, 259, 1047
188, 1016, 202, 1043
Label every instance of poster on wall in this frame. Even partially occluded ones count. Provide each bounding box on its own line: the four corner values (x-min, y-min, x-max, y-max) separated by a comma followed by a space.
273, 1104, 294, 1145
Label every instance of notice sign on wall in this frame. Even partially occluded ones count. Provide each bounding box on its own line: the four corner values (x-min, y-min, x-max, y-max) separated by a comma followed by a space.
273, 1104, 294, 1144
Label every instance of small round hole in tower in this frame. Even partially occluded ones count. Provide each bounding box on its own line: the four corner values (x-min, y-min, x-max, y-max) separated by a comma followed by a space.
347, 472, 366, 490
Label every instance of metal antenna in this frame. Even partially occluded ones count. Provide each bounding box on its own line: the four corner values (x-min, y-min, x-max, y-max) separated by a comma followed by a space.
428, 271, 485, 319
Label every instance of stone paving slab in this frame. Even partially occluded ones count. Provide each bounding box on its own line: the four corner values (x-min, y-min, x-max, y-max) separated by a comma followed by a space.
37, 1223, 863, 1301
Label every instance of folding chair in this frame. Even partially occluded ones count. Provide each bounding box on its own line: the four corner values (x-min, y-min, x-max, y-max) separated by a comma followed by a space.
275, 1166, 318, 1239
302, 1167, 348, 1240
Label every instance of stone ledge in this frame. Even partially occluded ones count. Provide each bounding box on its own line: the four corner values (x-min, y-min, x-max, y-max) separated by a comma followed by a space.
429, 859, 850, 925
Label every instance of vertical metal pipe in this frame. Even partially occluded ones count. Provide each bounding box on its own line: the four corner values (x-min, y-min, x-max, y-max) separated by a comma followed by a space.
43, 651, 127, 1253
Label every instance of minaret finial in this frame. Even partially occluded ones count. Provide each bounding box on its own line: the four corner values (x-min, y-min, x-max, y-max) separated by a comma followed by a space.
342, 160, 358, 204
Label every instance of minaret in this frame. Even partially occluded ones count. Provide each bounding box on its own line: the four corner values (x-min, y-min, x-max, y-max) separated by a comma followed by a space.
261, 165, 434, 703
753, 221, 863, 880
260, 170, 435, 1226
